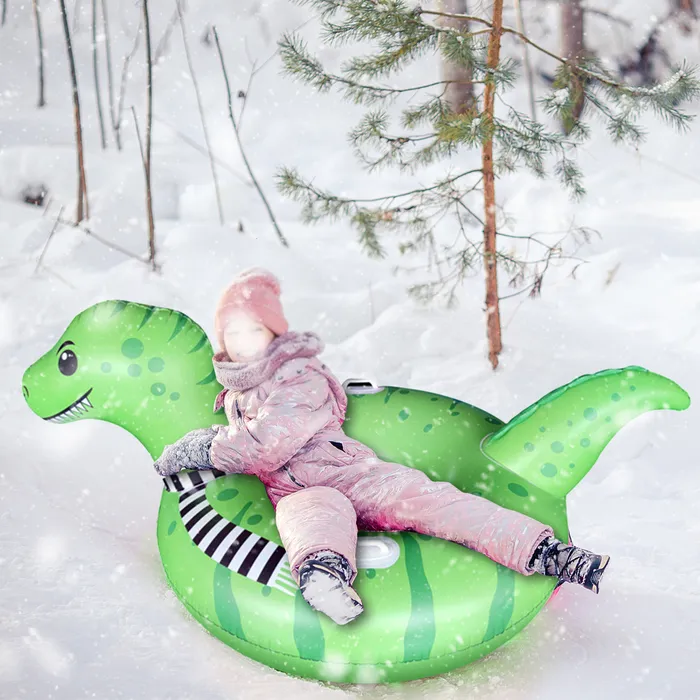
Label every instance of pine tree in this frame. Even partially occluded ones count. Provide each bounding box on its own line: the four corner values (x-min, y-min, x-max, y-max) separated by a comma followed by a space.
277, 0, 699, 369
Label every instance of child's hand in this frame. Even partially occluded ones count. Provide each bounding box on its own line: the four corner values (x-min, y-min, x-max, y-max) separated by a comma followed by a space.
153, 427, 219, 476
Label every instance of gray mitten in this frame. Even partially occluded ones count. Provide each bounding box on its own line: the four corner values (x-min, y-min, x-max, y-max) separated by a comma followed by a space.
154, 427, 219, 476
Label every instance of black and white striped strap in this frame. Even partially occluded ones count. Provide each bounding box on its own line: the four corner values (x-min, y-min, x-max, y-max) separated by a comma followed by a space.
162, 468, 227, 493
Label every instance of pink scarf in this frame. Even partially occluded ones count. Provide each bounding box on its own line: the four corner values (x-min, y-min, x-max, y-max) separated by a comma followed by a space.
212, 331, 324, 411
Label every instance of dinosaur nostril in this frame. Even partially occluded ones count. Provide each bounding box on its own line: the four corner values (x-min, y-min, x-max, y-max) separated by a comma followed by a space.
22, 385, 29, 398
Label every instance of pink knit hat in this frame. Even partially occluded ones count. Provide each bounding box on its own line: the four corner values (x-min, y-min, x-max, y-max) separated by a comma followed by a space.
214, 267, 289, 351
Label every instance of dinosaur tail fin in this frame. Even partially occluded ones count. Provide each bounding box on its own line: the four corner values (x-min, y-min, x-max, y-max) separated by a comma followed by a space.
482, 366, 690, 499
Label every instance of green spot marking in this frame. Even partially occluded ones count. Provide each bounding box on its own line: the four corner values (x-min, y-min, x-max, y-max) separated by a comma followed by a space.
121, 338, 144, 358
569, 462, 575, 469
449, 400, 459, 411
539, 426, 546, 432
383, 387, 399, 404
430, 397, 439, 402
450, 411, 460, 416
567, 420, 573, 426
168, 312, 188, 342
167, 521, 176, 535
217, 489, 239, 501
213, 567, 246, 641
423, 424, 433, 433
400, 532, 436, 663
580, 437, 591, 448
128, 364, 141, 377
261, 586, 271, 597
101, 362, 111, 373
398, 409, 410, 421
584, 407, 597, 421
541, 463, 558, 477
508, 483, 528, 497
366, 569, 376, 579
151, 383, 166, 396
482, 565, 515, 642
551, 441, 564, 453
293, 589, 325, 661
399, 389, 410, 395
148, 357, 165, 373
247, 514, 262, 526
524, 442, 535, 452
611, 393, 621, 402
170, 392, 180, 401
630, 385, 637, 391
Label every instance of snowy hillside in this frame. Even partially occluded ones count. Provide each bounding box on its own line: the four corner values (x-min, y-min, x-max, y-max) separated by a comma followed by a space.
1, 0, 699, 697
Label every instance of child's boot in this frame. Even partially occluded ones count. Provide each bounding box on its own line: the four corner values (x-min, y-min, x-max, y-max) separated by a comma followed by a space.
298, 549, 364, 625
529, 536, 610, 593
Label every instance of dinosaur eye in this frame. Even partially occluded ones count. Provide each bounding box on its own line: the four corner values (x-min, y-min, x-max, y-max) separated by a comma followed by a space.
58, 349, 78, 376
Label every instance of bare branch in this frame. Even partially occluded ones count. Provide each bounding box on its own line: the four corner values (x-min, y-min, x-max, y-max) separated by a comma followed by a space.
34, 207, 65, 273
176, 0, 224, 224
92, 0, 107, 148
213, 26, 289, 247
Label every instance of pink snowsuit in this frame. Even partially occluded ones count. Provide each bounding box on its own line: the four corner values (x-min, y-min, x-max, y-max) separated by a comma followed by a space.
209, 331, 553, 586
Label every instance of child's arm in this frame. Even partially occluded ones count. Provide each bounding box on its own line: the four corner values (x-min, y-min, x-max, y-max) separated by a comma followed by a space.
210, 360, 333, 475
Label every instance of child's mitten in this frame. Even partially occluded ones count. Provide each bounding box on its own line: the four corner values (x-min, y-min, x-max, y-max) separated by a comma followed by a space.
153, 426, 219, 476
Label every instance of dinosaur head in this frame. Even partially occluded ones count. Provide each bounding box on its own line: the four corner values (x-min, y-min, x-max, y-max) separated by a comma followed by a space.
22, 303, 110, 424
22, 300, 225, 457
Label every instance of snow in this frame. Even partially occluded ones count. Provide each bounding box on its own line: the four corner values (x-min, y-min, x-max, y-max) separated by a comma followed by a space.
1, 0, 699, 698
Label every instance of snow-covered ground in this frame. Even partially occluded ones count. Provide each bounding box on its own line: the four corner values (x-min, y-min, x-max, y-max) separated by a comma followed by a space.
1, 0, 699, 697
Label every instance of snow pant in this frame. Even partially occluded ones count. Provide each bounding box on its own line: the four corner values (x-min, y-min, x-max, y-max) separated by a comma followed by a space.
269, 443, 554, 585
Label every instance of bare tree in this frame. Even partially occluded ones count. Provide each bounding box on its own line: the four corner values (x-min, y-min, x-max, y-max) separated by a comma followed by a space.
142, 0, 156, 269
32, 0, 46, 107
561, 0, 586, 133
115, 17, 143, 151
439, 0, 475, 114
481, 0, 505, 369
176, 0, 224, 224
91, 0, 106, 148
101, 0, 118, 148
59, 0, 89, 223
213, 27, 288, 247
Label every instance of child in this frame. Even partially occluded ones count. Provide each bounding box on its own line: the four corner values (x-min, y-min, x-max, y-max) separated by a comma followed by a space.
154, 267, 610, 625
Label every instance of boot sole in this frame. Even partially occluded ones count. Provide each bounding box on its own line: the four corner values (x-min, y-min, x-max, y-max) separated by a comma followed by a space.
300, 569, 364, 625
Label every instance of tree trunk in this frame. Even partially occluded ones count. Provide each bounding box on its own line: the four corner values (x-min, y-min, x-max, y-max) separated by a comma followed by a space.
482, 0, 504, 370
32, 0, 45, 107
92, 0, 107, 148
101, 0, 119, 149
673, 0, 697, 33
142, 0, 156, 270
59, 0, 89, 223
1, 0, 7, 27
561, 0, 585, 133
439, 0, 475, 113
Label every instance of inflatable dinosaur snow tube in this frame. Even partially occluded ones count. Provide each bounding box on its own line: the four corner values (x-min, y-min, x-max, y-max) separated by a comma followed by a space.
21, 300, 690, 684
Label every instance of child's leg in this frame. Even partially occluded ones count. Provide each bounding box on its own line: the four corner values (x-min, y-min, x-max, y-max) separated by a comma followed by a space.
275, 486, 364, 624
330, 459, 553, 576
275, 486, 359, 583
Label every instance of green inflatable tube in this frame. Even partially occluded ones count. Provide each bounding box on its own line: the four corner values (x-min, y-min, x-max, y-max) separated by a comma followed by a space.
21, 300, 690, 684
